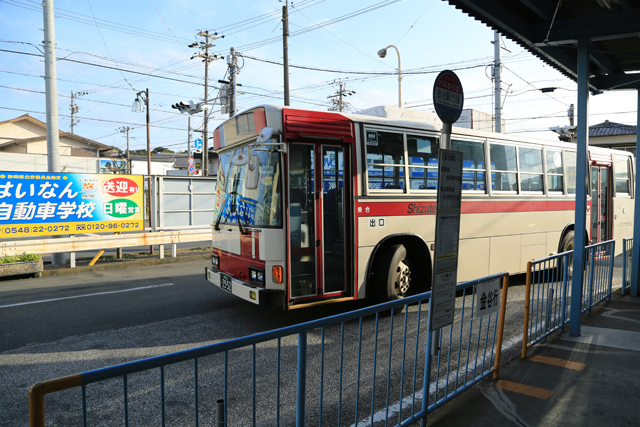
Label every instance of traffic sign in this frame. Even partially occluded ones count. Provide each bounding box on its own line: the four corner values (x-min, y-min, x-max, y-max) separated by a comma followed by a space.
188, 164, 195, 174
188, 157, 194, 165
433, 70, 464, 124
194, 138, 203, 152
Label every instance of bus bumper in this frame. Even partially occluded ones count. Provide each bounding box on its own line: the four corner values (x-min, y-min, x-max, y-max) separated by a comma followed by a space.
205, 267, 284, 307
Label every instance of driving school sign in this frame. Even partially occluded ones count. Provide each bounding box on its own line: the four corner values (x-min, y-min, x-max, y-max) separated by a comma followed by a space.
433, 70, 464, 124
0, 172, 144, 238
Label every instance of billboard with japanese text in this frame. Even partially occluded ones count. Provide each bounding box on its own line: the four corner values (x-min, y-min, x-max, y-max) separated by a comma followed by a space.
0, 172, 144, 238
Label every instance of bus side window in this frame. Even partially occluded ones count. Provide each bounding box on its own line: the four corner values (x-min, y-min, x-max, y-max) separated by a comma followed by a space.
565, 151, 577, 194
407, 135, 438, 190
546, 149, 564, 193
452, 139, 486, 192
489, 144, 517, 192
366, 130, 405, 191
519, 147, 543, 192
614, 156, 631, 195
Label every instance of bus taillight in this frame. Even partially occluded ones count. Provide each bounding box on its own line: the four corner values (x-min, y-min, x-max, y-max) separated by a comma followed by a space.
272, 266, 283, 283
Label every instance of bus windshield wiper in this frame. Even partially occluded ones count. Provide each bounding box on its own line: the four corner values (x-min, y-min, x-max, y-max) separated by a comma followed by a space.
229, 173, 248, 235
229, 194, 249, 236
213, 194, 229, 231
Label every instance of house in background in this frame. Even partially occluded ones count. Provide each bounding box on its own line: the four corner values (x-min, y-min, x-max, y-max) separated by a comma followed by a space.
589, 120, 637, 156
0, 114, 119, 173
0, 115, 179, 175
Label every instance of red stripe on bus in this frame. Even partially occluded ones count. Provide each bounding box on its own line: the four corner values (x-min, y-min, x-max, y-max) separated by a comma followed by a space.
355, 200, 576, 217
462, 200, 576, 214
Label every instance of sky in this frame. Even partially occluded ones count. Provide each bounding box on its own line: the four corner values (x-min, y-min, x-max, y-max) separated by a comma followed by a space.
1, 0, 638, 155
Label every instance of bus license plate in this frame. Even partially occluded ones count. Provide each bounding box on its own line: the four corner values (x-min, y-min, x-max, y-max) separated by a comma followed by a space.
220, 273, 232, 293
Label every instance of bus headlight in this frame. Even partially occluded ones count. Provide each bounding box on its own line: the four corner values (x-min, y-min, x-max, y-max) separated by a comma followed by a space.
211, 253, 220, 269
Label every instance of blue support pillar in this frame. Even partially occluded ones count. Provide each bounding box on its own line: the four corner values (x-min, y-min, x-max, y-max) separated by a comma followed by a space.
631, 90, 640, 297
569, 39, 590, 337
296, 331, 307, 426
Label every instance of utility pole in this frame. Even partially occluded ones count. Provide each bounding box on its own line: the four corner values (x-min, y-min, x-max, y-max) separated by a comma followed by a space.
188, 116, 192, 161
282, 0, 290, 106
190, 30, 223, 176
69, 90, 87, 133
228, 47, 239, 117
42, 0, 60, 173
568, 103, 575, 126
493, 30, 502, 133
43, 0, 66, 266
118, 126, 131, 174
328, 80, 355, 112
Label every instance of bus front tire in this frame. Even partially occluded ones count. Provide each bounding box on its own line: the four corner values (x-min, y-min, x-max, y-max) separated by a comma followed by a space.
374, 244, 411, 302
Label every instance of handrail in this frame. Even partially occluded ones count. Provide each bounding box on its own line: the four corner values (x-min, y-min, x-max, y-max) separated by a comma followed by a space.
0, 228, 211, 257
29, 272, 509, 426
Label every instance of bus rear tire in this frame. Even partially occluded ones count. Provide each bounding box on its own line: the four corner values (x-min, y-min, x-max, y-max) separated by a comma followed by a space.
560, 230, 575, 279
374, 244, 411, 303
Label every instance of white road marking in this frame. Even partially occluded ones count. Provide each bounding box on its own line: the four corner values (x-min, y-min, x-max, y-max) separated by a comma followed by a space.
0, 283, 174, 309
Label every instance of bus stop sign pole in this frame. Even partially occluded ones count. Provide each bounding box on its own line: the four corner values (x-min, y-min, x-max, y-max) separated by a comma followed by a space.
429, 70, 464, 352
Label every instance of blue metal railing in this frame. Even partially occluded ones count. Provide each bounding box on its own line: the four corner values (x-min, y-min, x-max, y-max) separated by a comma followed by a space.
522, 240, 615, 357
29, 272, 509, 427
622, 237, 633, 295
423, 274, 509, 415
581, 240, 615, 312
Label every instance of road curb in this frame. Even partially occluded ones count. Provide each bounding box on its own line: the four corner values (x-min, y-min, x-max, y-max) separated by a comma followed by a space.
41, 253, 211, 277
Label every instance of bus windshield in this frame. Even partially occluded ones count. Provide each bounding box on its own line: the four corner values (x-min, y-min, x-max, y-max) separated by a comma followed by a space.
214, 146, 282, 228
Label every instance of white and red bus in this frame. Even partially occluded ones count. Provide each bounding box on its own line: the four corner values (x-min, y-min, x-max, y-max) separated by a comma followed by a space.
205, 105, 634, 309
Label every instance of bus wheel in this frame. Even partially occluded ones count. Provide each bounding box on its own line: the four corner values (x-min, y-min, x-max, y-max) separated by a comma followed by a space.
560, 231, 574, 278
375, 244, 411, 302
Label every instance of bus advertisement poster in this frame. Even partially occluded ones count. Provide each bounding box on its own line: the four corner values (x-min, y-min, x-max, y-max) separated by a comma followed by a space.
0, 171, 144, 238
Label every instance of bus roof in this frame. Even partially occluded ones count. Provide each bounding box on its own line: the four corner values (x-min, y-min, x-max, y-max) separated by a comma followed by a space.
214, 104, 634, 159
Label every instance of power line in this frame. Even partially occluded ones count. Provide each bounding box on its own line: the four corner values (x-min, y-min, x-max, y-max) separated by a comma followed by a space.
0, 106, 186, 130
213, 0, 325, 37
3, 0, 194, 45
0, 67, 202, 100
0, 49, 204, 86
241, 54, 489, 75
236, 0, 402, 52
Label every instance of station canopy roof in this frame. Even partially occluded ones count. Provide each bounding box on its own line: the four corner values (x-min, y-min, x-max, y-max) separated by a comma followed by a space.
445, 0, 640, 92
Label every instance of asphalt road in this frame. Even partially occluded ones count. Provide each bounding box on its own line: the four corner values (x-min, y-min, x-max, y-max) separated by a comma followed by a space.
1, 260, 369, 352
0, 259, 373, 426
0, 257, 624, 426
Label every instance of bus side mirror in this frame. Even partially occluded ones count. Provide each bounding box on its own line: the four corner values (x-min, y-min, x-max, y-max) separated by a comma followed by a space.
246, 155, 260, 189
231, 152, 249, 166
256, 127, 274, 145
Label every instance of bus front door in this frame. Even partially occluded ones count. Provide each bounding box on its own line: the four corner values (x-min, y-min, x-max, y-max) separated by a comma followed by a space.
288, 143, 348, 303
590, 166, 610, 244
321, 145, 347, 294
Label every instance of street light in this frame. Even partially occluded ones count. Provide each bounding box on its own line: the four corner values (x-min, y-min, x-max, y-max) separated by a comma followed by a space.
377, 45, 402, 108
133, 89, 155, 243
